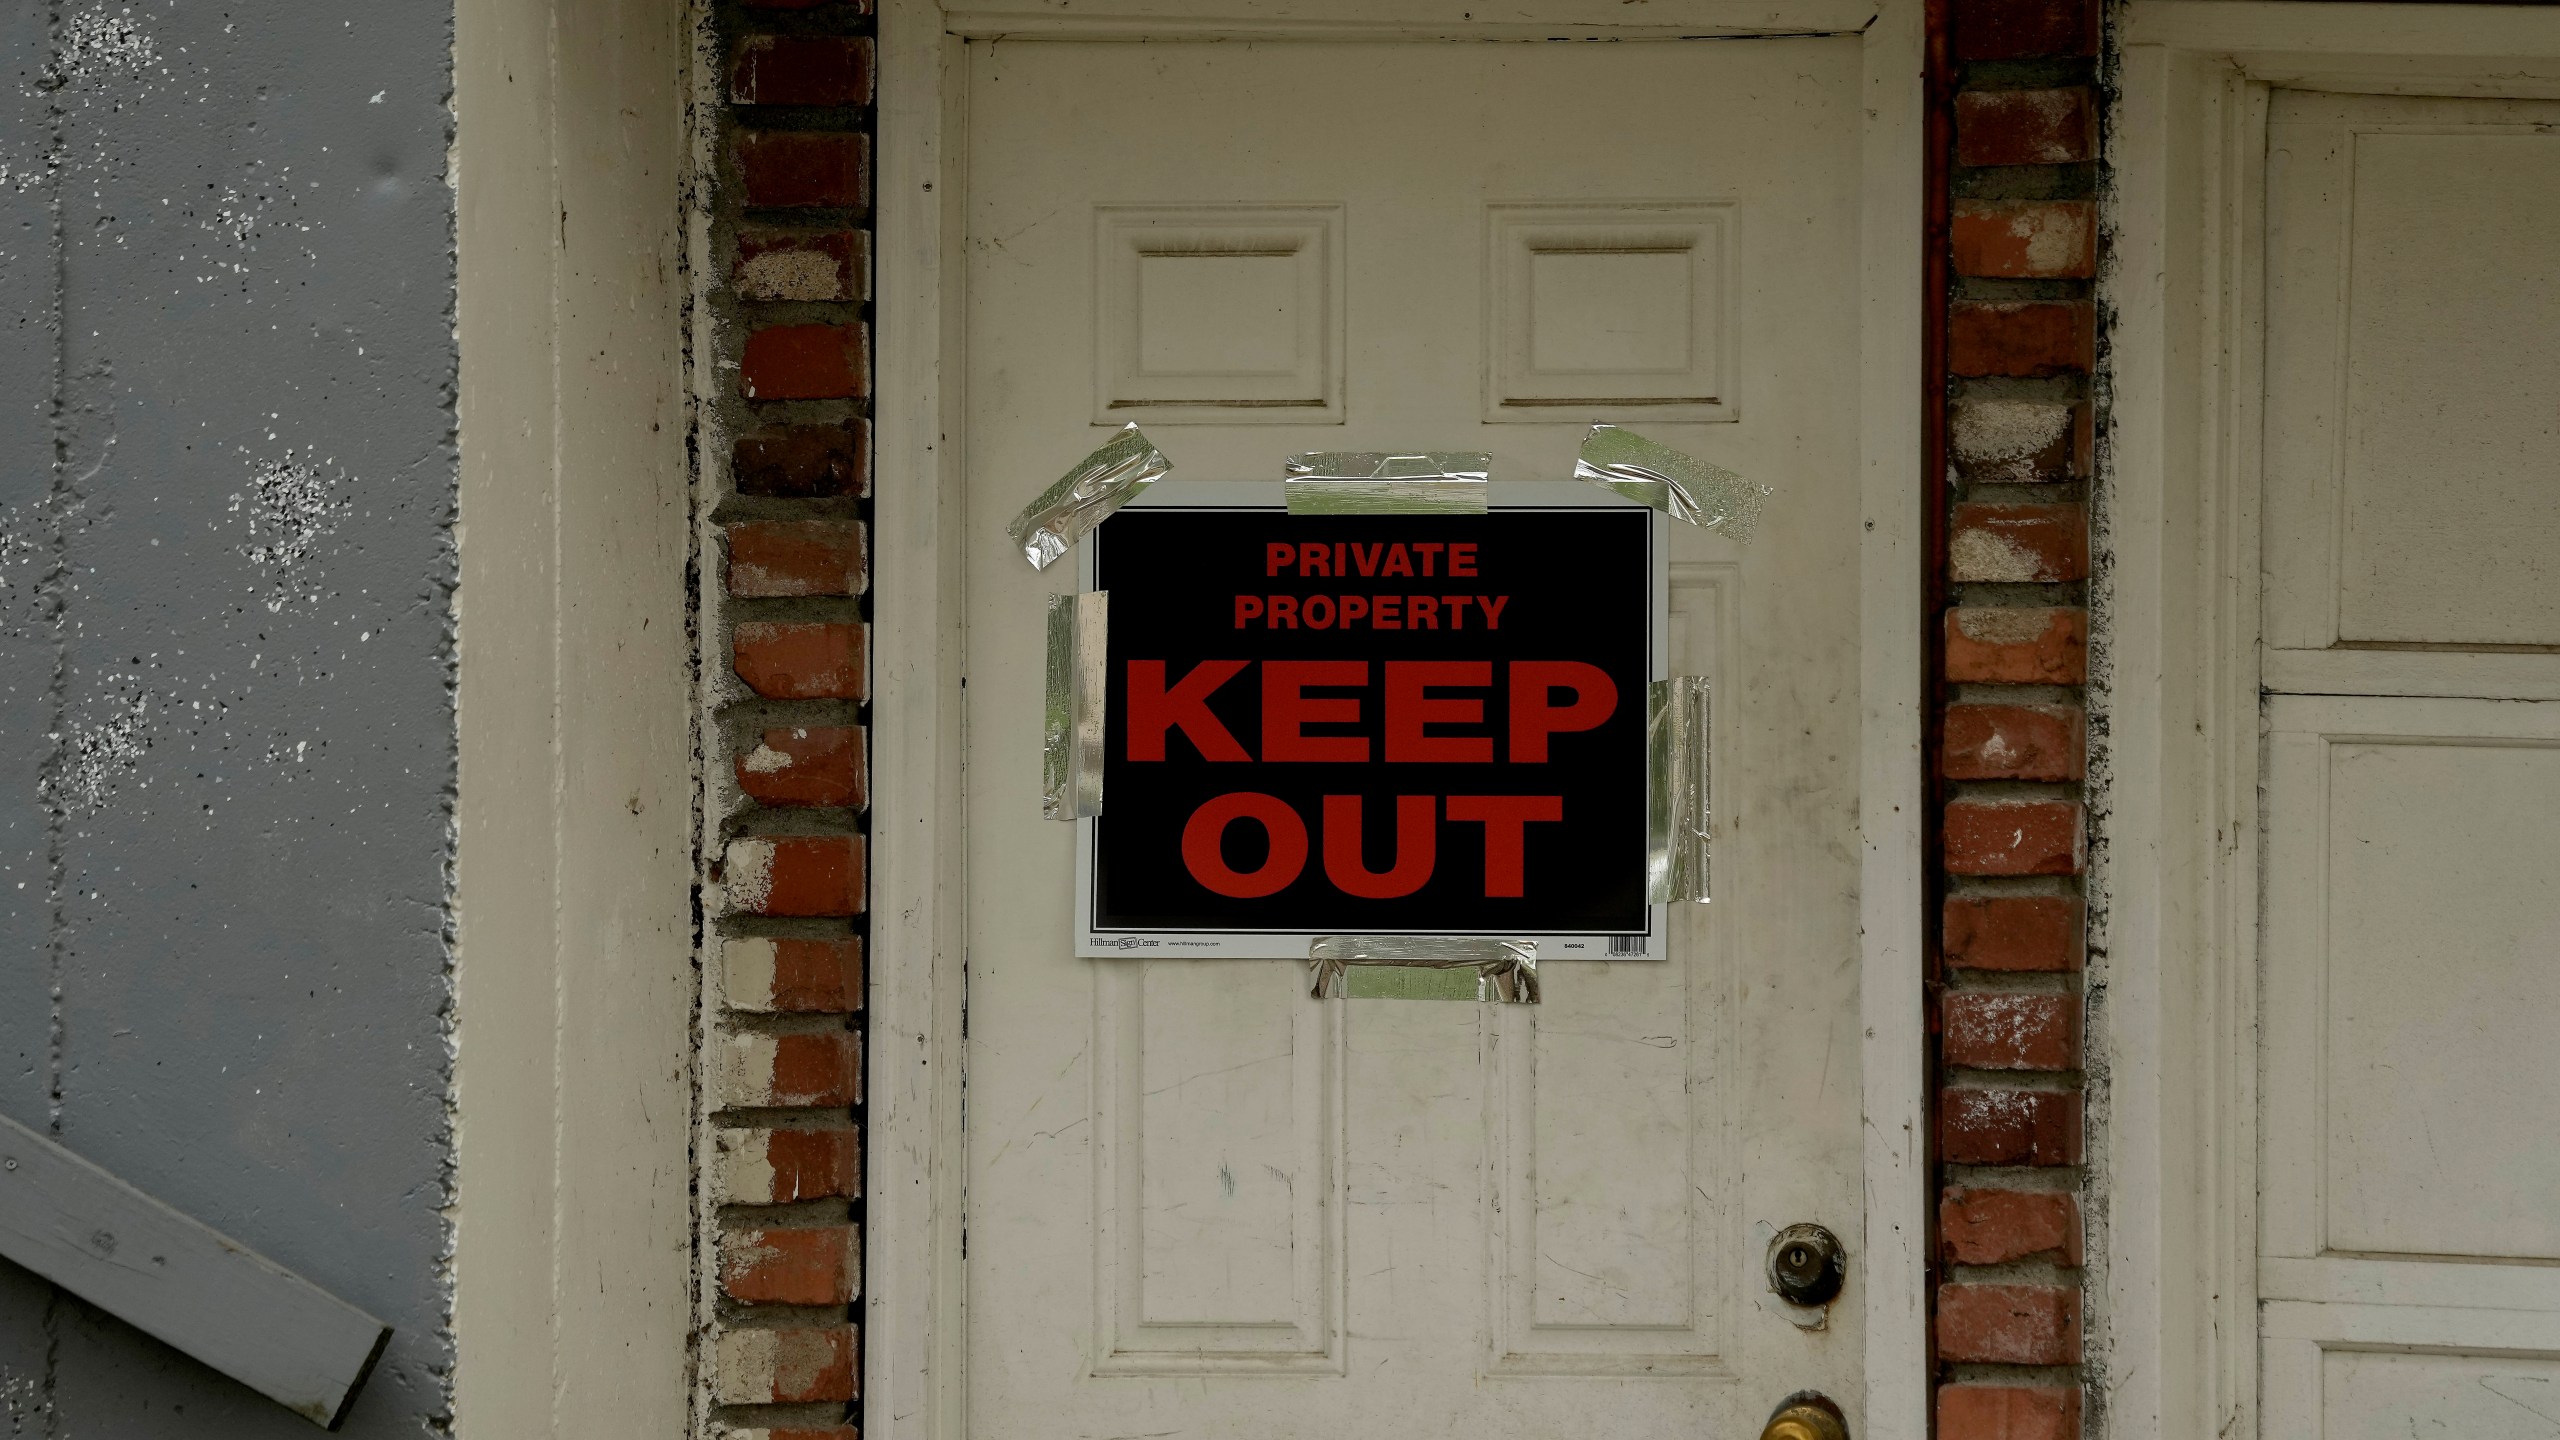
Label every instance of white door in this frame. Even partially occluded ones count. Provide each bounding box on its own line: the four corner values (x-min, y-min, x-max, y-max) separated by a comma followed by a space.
960, 36, 1874, 1440
2257, 88, 2560, 1438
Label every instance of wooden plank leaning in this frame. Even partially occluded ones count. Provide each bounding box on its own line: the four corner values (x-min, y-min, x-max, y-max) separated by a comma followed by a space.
0, 1111, 392, 1429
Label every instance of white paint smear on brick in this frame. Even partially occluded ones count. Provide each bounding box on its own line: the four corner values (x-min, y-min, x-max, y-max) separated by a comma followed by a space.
1952, 527, 2044, 582
722, 838, 775, 913
716, 1032, 782, 1108
739, 249, 842, 301
721, 937, 780, 1011
712, 1127, 778, 1203
1956, 607, 2057, 645
1952, 398, 2072, 482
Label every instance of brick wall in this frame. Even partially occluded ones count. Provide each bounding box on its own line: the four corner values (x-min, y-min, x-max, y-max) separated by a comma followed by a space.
697, 1, 875, 1436
1929, 0, 2097, 1435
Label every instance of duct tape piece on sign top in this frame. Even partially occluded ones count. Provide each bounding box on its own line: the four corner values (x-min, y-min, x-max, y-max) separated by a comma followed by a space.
1574, 423, 1768, 541
1283, 451, 1491, 516
1009, 423, 1172, 571
1042, 590, 1108, 820
1308, 935, 1539, 1003
1646, 676, 1711, 904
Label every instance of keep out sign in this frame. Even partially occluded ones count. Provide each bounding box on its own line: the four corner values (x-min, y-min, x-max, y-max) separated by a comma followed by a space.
1077, 498, 1662, 957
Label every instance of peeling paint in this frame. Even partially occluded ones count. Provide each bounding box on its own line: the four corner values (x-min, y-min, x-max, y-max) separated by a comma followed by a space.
231, 450, 349, 612
47, 7, 158, 87
43, 690, 151, 818
0, 1367, 63, 1437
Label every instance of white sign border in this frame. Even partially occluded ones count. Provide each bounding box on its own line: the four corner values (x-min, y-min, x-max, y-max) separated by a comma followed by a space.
1071, 478, 1672, 960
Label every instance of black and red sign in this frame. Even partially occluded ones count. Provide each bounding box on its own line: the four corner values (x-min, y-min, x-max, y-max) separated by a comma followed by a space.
1077, 497, 1661, 956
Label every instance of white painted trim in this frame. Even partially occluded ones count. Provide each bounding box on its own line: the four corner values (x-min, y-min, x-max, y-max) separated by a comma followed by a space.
866, 9, 969, 1440
450, 0, 697, 1432
939, 0, 1881, 39
2103, 13, 2560, 1440
1855, 2, 1928, 1437
863, 8, 1927, 1438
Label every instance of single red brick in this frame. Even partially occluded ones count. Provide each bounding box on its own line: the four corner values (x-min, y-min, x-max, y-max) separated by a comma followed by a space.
722, 1224, 861, 1305
777, 935, 864, 1011
1953, 0, 2097, 60
733, 620, 866, 699
1944, 992, 2079, 1071
1942, 1188, 2081, 1266
1953, 201, 2095, 279
734, 420, 869, 498
1946, 797, 2083, 876
1945, 703, 2084, 782
720, 1029, 861, 1108
731, 35, 874, 107
1939, 1384, 2083, 1440
765, 1127, 862, 1201
1957, 88, 2097, 166
738, 130, 871, 209
717, 1125, 859, 1202
738, 725, 867, 809
1941, 1087, 2082, 1165
714, 1325, 857, 1404
1938, 1283, 2083, 1364
726, 835, 866, 917
1951, 503, 2087, 583
1946, 608, 2086, 684
724, 935, 864, 1011
772, 1031, 862, 1107
1950, 300, 2094, 378
736, 229, 868, 302
1944, 896, 2084, 972
742, 323, 868, 401
1950, 397, 2090, 484
729, 520, 868, 599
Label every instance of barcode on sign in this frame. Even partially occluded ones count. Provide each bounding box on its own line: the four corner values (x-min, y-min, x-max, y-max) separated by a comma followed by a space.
1607, 934, 1648, 958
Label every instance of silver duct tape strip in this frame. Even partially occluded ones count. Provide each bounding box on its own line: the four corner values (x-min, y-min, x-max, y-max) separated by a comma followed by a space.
1307, 935, 1539, 1003
1042, 590, 1108, 820
1283, 451, 1491, 516
1646, 676, 1711, 904
1574, 423, 1769, 541
1009, 423, 1172, 571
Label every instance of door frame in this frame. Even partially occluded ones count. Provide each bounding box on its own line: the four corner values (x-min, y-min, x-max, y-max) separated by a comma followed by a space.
2101, 10, 2560, 1440
863, 5, 1928, 1437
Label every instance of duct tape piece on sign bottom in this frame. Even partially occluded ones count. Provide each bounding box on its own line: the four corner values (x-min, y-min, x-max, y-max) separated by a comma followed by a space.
1308, 935, 1539, 1003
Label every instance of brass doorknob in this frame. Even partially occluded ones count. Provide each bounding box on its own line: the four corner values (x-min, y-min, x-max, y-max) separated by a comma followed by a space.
1761, 1395, 1850, 1440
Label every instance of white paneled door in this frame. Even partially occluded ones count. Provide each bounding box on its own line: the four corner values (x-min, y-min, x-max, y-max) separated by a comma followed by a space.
960, 38, 1874, 1440
2258, 88, 2560, 1438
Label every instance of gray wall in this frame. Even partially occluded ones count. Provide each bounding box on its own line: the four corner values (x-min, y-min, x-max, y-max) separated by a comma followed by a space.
0, 1, 456, 1434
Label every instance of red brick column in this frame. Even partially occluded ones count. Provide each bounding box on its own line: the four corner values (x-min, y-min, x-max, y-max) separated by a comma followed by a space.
701, 1, 874, 1435
1928, 0, 2096, 1434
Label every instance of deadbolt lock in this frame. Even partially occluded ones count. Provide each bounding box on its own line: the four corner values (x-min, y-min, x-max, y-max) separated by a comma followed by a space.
1766, 1222, 1847, 1307
1761, 1394, 1850, 1440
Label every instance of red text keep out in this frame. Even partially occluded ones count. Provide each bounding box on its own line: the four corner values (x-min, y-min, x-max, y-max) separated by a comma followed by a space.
1125, 658, 1617, 900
